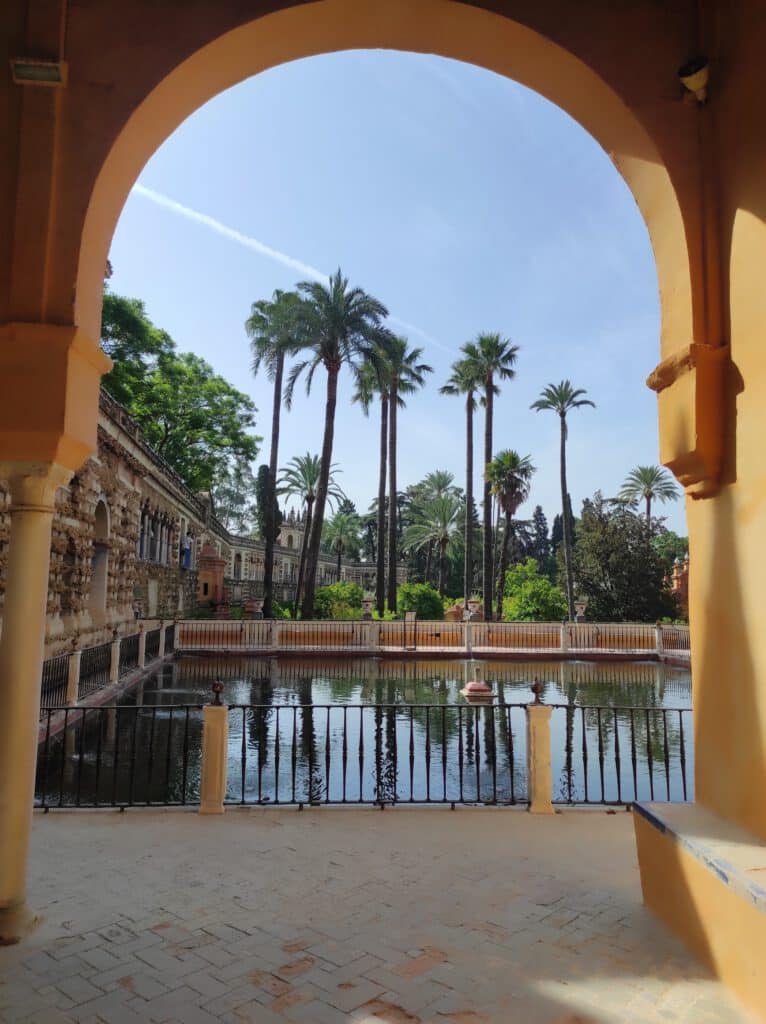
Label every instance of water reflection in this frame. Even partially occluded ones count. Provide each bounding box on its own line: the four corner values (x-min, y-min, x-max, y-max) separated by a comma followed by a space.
36, 657, 691, 808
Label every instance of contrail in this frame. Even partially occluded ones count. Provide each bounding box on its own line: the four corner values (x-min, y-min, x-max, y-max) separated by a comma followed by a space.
131, 183, 448, 351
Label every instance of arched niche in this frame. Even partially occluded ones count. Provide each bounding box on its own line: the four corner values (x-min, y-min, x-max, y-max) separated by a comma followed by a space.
88, 499, 110, 621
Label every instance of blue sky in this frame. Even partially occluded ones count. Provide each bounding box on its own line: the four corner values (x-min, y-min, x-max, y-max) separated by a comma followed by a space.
108, 50, 686, 535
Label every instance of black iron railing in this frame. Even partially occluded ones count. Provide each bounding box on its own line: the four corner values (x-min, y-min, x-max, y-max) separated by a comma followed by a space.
551, 704, 691, 805
40, 654, 69, 709
145, 627, 161, 660
225, 702, 528, 807
36, 705, 203, 808
119, 633, 139, 673
77, 642, 112, 698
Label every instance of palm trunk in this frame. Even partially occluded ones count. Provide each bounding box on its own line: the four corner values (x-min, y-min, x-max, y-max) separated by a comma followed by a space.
492, 499, 503, 620
424, 540, 433, 586
301, 366, 338, 619
376, 394, 388, 615
560, 414, 576, 620
645, 494, 652, 522
438, 539, 448, 597
336, 543, 342, 582
293, 497, 313, 617
464, 392, 474, 607
263, 351, 284, 618
496, 511, 512, 618
387, 384, 398, 613
482, 380, 494, 620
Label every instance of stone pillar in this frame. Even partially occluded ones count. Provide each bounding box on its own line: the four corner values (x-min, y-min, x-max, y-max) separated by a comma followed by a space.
109, 631, 121, 683
655, 622, 664, 655
0, 462, 72, 942
560, 621, 569, 653
271, 620, 280, 651
464, 620, 473, 657
158, 621, 166, 659
527, 704, 555, 815
137, 624, 146, 669
66, 643, 82, 705
199, 704, 229, 815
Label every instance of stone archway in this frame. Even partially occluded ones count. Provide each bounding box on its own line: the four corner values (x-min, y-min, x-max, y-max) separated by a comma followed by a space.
87, 499, 110, 624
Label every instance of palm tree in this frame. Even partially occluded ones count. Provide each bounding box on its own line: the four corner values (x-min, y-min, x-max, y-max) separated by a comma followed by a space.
619, 465, 679, 522
285, 269, 392, 618
353, 360, 390, 617
246, 289, 299, 617
531, 380, 595, 620
323, 511, 361, 581
462, 333, 519, 620
404, 471, 459, 586
486, 450, 535, 618
441, 358, 480, 608
403, 493, 462, 597
385, 337, 432, 614
278, 454, 346, 616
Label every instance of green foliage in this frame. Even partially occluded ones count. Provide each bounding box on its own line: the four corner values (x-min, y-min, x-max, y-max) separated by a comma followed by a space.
211, 456, 258, 534
502, 558, 567, 621
652, 530, 689, 574
396, 582, 444, 620
573, 493, 679, 622
312, 581, 364, 620
271, 600, 293, 619
101, 294, 260, 495
254, 464, 282, 542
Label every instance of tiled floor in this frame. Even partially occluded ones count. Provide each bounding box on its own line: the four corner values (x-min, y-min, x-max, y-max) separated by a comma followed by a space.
0, 808, 753, 1022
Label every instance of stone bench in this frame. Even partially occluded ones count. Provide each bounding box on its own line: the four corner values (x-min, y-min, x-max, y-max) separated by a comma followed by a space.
634, 801, 766, 1017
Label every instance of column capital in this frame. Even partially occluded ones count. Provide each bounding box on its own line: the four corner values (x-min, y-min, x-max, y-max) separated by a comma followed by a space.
0, 461, 72, 511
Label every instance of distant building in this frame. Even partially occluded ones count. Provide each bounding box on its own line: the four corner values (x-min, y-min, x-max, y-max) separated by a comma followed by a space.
0, 390, 405, 655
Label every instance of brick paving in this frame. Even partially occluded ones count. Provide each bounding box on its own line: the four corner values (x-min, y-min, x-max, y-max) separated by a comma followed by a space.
0, 808, 754, 1023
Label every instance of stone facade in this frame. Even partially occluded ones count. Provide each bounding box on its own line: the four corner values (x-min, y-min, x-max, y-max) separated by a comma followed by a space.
0, 391, 402, 655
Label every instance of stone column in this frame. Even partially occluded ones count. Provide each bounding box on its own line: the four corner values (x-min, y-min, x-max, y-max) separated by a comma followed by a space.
109, 631, 121, 683
560, 621, 569, 653
0, 462, 72, 942
199, 704, 229, 815
527, 703, 555, 815
655, 621, 664, 655
137, 624, 146, 669
66, 641, 82, 705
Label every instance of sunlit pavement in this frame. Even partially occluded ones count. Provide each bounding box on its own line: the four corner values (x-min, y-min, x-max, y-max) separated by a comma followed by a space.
0, 808, 754, 1023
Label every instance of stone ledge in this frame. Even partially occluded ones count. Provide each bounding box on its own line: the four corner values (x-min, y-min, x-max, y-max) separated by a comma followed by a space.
634, 801, 766, 914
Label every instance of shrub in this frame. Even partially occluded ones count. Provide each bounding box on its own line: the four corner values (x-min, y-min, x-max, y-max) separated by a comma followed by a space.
312, 581, 364, 620
503, 558, 567, 621
397, 582, 444, 620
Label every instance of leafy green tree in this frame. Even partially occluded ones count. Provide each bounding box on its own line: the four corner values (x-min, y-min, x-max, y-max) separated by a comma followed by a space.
486, 450, 535, 619
531, 505, 552, 574
461, 333, 519, 620
440, 358, 481, 608
323, 510, 362, 580
285, 269, 392, 618
212, 456, 258, 534
255, 464, 283, 541
278, 454, 345, 616
100, 293, 175, 406
572, 492, 678, 621
313, 581, 364, 620
653, 529, 689, 574
403, 493, 462, 597
132, 350, 260, 493
247, 289, 300, 616
531, 380, 595, 621
397, 582, 444, 620
619, 465, 680, 521
503, 558, 567, 621
384, 337, 432, 614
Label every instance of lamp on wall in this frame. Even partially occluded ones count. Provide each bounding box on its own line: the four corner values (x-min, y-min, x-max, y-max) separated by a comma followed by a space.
678, 56, 709, 104
10, 57, 68, 86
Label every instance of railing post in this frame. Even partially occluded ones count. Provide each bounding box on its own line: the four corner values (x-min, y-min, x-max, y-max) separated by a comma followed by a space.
560, 620, 569, 653
137, 623, 146, 668
109, 630, 121, 684
527, 682, 555, 814
464, 619, 473, 657
157, 620, 166, 659
199, 684, 228, 815
66, 636, 81, 704
655, 621, 664, 655
367, 620, 380, 653
271, 619, 280, 651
